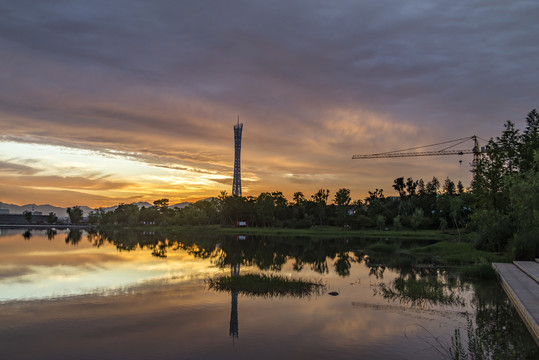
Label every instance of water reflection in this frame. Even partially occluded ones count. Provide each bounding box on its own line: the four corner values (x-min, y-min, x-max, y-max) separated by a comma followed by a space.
0, 228, 537, 359
46, 228, 57, 240
22, 229, 32, 240
65, 229, 82, 244
376, 275, 465, 307
230, 264, 240, 339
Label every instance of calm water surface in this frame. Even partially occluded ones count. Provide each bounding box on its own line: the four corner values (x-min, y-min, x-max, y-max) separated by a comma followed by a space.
0, 228, 537, 359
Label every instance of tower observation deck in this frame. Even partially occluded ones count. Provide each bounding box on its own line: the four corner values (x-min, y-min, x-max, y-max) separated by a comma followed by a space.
233, 119, 243, 197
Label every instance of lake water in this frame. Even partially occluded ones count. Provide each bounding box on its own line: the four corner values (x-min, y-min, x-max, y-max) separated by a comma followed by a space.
0, 228, 537, 359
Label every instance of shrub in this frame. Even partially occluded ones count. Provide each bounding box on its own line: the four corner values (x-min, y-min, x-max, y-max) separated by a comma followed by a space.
510, 230, 539, 260
470, 209, 514, 252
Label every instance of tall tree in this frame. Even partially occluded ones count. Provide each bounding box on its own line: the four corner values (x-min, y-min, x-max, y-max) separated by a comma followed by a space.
67, 206, 84, 224
519, 109, 539, 172
311, 189, 330, 225
293, 191, 306, 205
392, 177, 406, 198
443, 177, 456, 196
334, 188, 352, 227
405, 177, 418, 196
311, 189, 330, 204
23, 210, 32, 224
47, 212, 58, 224
426, 177, 440, 195
153, 198, 169, 212
334, 188, 351, 207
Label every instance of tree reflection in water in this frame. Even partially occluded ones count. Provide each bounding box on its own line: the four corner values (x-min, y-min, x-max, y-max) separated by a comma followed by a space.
62, 229, 538, 357
375, 275, 465, 307
65, 229, 82, 245
46, 228, 57, 240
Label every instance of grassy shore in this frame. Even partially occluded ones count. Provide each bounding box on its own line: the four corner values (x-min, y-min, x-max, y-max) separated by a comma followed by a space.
119, 224, 459, 240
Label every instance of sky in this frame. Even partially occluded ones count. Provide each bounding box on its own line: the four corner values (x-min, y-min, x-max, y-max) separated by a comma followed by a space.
1, 0, 538, 207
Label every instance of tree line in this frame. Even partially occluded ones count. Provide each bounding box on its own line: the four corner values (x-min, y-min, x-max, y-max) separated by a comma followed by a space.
71, 109, 537, 259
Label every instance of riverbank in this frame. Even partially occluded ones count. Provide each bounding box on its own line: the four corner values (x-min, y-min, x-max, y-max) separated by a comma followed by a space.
99, 224, 463, 240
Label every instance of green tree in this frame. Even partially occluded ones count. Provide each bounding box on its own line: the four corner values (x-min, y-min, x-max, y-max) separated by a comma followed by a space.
114, 203, 140, 226
392, 177, 406, 198
334, 188, 352, 227
518, 109, 539, 172
507, 151, 539, 234
334, 188, 351, 207
457, 180, 465, 194
443, 177, 456, 196
47, 212, 58, 224
66, 206, 84, 224
153, 198, 169, 212
405, 177, 418, 196
293, 191, 306, 205
311, 188, 330, 204
256, 192, 275, 227
23, 210, 32, 224
426, 176, 440, 195
311, 189, 330, 225
410, 208, 425, 230
87, 209, 104, 225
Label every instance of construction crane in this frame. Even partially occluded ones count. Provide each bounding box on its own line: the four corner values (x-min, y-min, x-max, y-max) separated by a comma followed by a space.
352, 135, 484, 171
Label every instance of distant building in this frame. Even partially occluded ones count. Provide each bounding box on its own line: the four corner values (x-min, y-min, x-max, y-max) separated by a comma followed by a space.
0, 208, 9, 214
0, 213, 49, 225
32, 211, 42, 215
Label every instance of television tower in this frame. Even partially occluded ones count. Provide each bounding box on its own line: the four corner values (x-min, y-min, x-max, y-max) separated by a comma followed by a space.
232, 117, 243, 197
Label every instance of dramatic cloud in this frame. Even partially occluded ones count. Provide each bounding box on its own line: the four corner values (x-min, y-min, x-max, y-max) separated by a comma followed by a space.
0, 0, 538, 206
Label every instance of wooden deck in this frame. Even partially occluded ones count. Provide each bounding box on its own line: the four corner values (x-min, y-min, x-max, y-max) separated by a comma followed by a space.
493, 260, 539, 346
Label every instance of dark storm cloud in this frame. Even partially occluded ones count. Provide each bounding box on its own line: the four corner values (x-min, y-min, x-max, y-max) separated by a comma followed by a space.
2, 0, 537, 121
1, 0, 538, 200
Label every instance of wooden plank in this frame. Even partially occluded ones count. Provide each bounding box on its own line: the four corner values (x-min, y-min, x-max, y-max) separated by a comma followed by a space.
493, 263, 539, 346
514, 261, 539, 283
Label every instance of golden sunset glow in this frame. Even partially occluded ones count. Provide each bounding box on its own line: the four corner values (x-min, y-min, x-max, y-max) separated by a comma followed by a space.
0, 1, 537, 208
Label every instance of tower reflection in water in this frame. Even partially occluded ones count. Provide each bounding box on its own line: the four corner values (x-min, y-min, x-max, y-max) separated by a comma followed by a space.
229, 263, 240, 339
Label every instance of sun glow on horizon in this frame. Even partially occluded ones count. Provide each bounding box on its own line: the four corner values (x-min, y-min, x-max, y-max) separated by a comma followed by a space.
0, 141, 230, 207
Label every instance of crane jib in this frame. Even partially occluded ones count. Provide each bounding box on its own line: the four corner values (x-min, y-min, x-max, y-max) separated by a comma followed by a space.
352, 149, 476, 159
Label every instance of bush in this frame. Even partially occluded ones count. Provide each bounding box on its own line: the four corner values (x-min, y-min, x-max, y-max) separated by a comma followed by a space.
352, 215, 375, 229
392, 215, 403, 230
510, 230, 539, 260
470, 209, 514, 252
292, 218, 312, 229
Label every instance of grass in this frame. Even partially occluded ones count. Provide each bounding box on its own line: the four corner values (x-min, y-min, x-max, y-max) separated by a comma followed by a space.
410, 241, 508, 279
206, 273, 326, 298
365, 242, 399, 254
126, 224, 456, 240
410, 241, 507, 265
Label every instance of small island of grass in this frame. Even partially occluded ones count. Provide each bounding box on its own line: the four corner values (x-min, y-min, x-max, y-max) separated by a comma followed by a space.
206, 273, 326, 298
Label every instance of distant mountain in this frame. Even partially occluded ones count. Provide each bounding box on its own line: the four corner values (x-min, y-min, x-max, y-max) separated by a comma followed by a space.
97, 202, 153, 212
171, 202, 190, 209
0, 202, 93, 218
99, 202, 191, 211
0, 200, 197, 216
